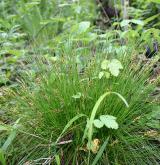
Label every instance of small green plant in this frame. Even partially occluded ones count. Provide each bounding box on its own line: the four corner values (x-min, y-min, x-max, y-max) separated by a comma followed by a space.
1, 0, 160, 164
94, 115, 119, 129
84, 90, 129, 164
99, 59, 123, 79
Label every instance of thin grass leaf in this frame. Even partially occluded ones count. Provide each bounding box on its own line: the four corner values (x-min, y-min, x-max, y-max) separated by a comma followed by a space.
144, 13, 160, 25
0, 149, 6, 165
56, 114, 87, 144
112, 92, 129, 108
0, 125, 10, 132
55, 154, 60, 165
82, 118, 89, 142
88, 92, 111, 148
91, 137, 109, 165
2, 130, 16, 152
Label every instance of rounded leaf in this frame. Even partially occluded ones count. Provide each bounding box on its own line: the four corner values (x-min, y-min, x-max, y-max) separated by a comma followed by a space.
72, 92, 82, 99
98, 72, 104, 79
94, 119, 104, 128
104, 71, 110, 79
100, 115, 118, 129
101, 60, 109, 70
108, 59, 123, 77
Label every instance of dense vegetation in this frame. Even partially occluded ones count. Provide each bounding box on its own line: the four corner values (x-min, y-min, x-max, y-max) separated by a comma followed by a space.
0, 0, 160, 164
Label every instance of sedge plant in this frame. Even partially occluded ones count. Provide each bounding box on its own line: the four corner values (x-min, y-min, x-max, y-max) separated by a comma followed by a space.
0, 42, 160, 165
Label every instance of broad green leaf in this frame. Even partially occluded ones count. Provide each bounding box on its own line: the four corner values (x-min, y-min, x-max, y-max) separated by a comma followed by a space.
149, 0, 160, 4
101, 60, 109, 70
141, 28, 160, 43
100, 115, 119, 129
78, 21, 90, 34
121, 30, 139, 39
101, 115, 117, 120
131, 19, 144, 26
93, 119, 104, 128
98, 72, 104, 79
108, 59, 123, 77
120, 19, 144, 27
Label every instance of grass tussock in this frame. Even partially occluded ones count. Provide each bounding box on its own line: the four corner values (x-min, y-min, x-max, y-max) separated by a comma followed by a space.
1, 45, 160, 165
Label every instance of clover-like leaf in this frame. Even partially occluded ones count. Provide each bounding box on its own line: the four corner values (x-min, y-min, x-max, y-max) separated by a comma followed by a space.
98, 72, 104, 79
101, 60, 109, 70
103, 115, 117, 120
94, 119, 104, 128
72, 92, 82, 99
100, 115, 119, 129
108, 59, 123, 77
104, 71, 110, 79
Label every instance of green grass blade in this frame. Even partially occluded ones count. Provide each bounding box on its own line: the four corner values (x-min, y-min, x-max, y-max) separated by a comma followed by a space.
91, 137, 110, 165
2, 130, 16, 152
56, 114, 86, 144
0, 149, 6, 165
88, 92, 111, 146
55, 154, 60, 165
112, 92, 129, 108
0, 125, 10, 131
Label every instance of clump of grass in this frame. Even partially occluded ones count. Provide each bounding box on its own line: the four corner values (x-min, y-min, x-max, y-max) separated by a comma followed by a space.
1, 44, 160, 164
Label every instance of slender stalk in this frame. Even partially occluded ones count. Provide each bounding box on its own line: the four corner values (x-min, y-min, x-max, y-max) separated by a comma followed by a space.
121, 0, 129, 30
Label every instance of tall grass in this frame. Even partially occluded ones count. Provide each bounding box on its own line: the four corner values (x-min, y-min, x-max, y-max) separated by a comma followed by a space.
1, 43, 160, 164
